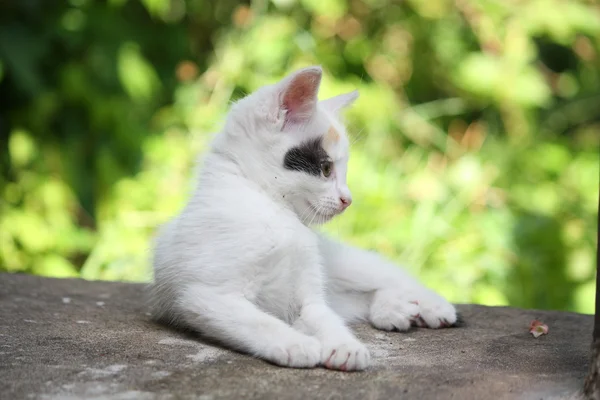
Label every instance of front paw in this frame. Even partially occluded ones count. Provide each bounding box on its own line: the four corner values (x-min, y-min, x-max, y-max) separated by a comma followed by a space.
369, 288, 457, 331
320, 338, 370, 371
413, 290, 457, 329
265, 334, 321, 368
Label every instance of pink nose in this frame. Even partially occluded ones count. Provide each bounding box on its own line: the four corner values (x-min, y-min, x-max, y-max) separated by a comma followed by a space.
340, 196, 352, 210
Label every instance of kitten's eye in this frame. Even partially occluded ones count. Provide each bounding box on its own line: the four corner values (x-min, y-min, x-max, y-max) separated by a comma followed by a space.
321, 161, 333, 177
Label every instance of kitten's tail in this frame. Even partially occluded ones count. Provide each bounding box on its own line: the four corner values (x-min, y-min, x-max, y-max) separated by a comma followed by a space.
145, 218, 181, 326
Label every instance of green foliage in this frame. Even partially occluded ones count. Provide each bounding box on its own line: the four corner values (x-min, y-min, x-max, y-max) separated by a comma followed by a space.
1, 0, 598, 312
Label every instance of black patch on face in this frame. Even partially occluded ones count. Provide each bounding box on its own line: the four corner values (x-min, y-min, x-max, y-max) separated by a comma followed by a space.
283, 137, 329, 176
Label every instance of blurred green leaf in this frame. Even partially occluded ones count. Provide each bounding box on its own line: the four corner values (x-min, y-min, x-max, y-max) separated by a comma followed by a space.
117, 42, 161, 102
9, 129, 37, 168
32, 255, 79, 278
301, 0, 347, 18
141, 0, 169, 17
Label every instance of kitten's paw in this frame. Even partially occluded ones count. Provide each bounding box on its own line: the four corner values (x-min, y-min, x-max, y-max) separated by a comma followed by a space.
320, 338, 370, 371
369, 288, 457, 331
413, 290, 457, 329
265, 334, 321, 369
369, 289, 419, 331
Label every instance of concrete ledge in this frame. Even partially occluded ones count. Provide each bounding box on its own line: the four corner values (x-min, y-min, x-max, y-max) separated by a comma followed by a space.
0, 273, 593, 400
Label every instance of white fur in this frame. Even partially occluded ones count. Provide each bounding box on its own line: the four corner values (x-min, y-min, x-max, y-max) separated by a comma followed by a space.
149, 66, 457, 371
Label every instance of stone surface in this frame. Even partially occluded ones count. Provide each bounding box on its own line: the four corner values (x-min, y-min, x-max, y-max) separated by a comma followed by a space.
0, 273, 594, 400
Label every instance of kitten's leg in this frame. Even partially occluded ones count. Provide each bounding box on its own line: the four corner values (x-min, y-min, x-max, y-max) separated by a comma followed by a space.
291, 263, 370, 371
178, 284, 321, 368
318, 234, 457, 331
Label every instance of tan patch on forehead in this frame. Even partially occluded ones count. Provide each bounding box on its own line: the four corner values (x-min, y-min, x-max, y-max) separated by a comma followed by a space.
327, 126, 340, 142
323, 126, 340, 152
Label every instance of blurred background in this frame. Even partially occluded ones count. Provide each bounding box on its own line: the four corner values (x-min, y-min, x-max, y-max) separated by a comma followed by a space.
0, 0, 598, 313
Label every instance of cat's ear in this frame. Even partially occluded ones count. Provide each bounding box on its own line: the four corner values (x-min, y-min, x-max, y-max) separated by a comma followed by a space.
279, 66, 322, 128
319, 90, 359, 116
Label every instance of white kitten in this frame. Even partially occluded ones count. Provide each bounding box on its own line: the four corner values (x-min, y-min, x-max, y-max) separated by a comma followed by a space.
149, 66, 457, 371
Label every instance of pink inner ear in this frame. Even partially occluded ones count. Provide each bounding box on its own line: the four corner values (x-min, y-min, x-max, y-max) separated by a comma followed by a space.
282, 69, 321, 126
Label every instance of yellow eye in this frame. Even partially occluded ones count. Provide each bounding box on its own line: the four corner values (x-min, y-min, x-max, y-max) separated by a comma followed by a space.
321, 161, 333, 177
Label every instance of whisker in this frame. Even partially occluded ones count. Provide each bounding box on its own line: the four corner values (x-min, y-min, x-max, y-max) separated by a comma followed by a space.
350, 128, 366, 147
308, 202, 321, 226
298, 202, 314, 225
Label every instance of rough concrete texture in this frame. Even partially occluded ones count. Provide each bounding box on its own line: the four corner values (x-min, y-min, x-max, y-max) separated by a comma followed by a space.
0, 273, 594, 400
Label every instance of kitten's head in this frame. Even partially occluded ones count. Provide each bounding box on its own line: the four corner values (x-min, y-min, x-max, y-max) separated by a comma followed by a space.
221, 66, 358, 225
